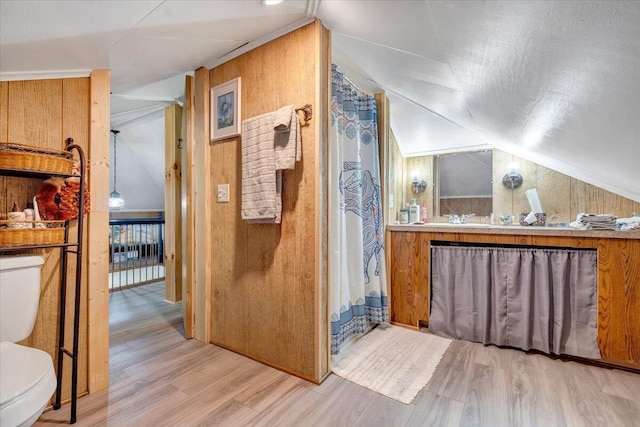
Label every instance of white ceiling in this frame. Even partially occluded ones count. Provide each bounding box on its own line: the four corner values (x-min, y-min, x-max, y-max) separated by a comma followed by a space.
2, 0, 639, 204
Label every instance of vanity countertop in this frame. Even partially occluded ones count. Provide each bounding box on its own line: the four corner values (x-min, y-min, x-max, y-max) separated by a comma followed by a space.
387, 223, 640, 240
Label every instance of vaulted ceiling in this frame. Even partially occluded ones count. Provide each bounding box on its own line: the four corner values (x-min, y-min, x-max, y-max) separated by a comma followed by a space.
2, 0, 639, 206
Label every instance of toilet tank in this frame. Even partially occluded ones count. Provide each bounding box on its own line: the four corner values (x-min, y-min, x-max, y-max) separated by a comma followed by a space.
0, 255, 45, 343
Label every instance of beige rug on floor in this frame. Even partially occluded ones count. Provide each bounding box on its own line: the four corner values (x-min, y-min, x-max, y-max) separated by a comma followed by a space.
331, 324, 451, 404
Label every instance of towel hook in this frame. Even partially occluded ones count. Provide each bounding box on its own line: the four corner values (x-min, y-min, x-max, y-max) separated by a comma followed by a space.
295, 104, 312, 124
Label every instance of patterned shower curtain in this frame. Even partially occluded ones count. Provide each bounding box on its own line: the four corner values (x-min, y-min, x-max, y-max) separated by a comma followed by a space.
329, 64, 388, 355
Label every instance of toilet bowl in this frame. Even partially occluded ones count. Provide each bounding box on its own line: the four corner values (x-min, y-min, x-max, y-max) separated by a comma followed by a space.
0, 342, 57, 427
0, 255, 56, 427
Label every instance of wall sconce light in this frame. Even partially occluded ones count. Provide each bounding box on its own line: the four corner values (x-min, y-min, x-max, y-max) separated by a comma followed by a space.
502, 162, 523, 189
411, 170, 427, 194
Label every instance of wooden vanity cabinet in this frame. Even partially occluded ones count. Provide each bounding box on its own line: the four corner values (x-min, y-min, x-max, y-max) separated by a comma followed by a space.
389, 232, 431, 327
388, 228, 640, 370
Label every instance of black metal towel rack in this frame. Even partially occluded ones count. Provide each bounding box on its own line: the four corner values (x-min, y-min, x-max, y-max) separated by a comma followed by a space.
51, 138, 85, 424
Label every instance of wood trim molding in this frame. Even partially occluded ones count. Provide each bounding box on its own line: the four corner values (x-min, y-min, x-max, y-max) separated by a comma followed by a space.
193, 67, 212, 343
164, 104, 183, 303
182, 75, 195, 338
374, 92, 392, 321
87, 69, 110, 392
315, 21, 331, 381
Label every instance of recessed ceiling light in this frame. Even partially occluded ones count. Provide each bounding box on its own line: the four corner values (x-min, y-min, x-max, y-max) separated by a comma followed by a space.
264, 0, 283, 5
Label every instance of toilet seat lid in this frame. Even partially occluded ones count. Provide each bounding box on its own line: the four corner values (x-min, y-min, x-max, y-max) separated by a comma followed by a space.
0, 342, 55, 409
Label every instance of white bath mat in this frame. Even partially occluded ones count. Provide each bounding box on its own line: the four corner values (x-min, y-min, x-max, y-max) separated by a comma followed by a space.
331, 324, 451, 404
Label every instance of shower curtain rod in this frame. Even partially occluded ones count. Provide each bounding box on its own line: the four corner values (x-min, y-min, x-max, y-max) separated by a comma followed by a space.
342, 73, 369, 96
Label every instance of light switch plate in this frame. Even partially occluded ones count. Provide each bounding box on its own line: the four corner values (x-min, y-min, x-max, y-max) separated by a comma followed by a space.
217, 184, 229, 202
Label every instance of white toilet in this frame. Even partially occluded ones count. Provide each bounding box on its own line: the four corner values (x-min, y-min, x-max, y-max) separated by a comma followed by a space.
0, 255, 57, 427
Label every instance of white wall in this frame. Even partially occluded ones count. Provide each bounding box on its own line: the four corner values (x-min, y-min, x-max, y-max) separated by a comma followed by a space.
109, 115, 165, 212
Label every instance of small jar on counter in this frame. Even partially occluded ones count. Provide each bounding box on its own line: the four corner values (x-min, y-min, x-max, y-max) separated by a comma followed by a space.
399, 209, 409, 224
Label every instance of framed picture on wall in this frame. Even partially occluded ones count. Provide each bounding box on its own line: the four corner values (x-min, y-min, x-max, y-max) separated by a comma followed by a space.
210, 77, 241, 141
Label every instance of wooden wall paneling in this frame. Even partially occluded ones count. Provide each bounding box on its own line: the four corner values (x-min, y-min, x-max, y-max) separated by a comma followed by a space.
243, 41, 280, 366
210, 57, 241, 344
0, 81, 7, 139
3, 178, 40, 219
513, 154, 571, 222
209, 56, 249, 353
8, 79, 66, 403
223, 118, 248, 351
492, 149, 513, 216
1, 75, 104, 399
508, 153, 533, 219
0, 82, 6, 215
206, 21, 325, 382
272, 23, 319, 378
276, 25, 307, 377
492, 149, 639, 221
164, 103, 183, 303
61, 77, 90, 400
0, 177, 6, 219
193, 67, 212, 343
182, 75, 195, 339
602, 191, 640, 218
8, 80, 63, 149
570, 178, 604, 220
87, 70, 110, 392
398, 149, 638, 224
403, 157, 413, 208
272, 28, 302, 377
388, 130, 405, 223
404, 155, 434, 213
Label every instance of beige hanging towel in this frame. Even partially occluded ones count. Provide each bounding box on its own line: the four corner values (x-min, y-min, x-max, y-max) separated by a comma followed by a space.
273, 105, 301, 170
241, 112, 281, 223
241, 106, 302, 224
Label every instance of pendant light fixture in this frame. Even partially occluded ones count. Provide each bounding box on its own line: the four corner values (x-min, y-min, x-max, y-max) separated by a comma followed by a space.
109, 129, 125, 210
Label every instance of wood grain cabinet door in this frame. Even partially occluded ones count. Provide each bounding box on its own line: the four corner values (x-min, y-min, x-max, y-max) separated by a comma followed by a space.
390, 232, 430, 327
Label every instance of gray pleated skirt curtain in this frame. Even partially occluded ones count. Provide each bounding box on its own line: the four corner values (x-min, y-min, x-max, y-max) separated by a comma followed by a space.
429, 245, 600, 359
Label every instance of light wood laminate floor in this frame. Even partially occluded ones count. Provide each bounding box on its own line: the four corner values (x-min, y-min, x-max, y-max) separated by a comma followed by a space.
35, 282, 640, 427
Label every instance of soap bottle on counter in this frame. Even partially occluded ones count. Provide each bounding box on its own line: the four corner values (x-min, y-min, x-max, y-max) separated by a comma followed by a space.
420, 203, 428, 223
409, 198, 421, 224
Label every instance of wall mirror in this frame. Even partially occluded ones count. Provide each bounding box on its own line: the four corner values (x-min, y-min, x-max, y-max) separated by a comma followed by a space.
436, 150, 493, 217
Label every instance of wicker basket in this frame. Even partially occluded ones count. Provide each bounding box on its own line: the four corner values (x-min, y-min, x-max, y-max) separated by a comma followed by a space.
0, 142, 74, 175
0, 220, 66, 247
